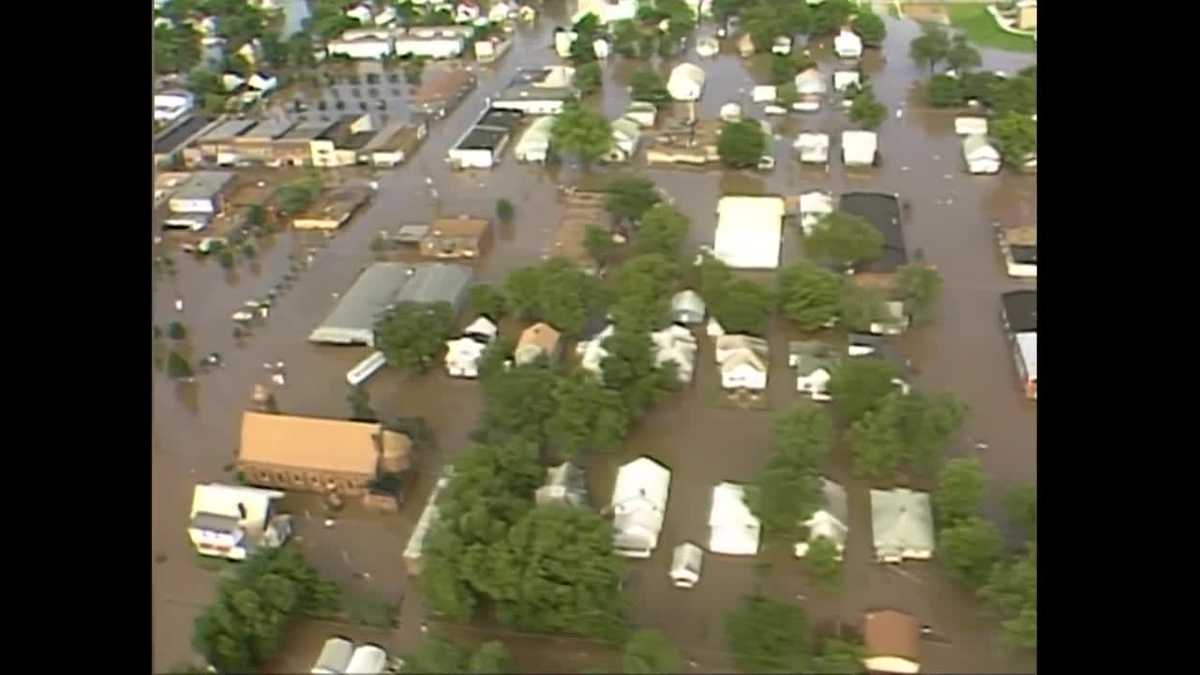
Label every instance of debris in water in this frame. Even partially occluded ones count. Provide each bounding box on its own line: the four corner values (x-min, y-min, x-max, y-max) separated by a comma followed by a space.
324, 519, 336, 528
932, 154, 940, 160
896, 109, 904, 119
900, 166, 910, 171
943, 174, 953, 180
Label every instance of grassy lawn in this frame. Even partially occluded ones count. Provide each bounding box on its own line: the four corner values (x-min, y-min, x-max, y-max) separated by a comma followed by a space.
946, 4, 1037, 53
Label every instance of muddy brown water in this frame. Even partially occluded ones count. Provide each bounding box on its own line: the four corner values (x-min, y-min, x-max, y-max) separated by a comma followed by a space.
153, 6, 1034, 672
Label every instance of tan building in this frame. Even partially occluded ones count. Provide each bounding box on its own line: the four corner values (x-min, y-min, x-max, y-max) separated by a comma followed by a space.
1017, 0, 1037, 30
420, 216, 492, 259
862, 609, 921, 674
514, 322, 562, 365
236, 411, 412, 495
292, 186, 373, 230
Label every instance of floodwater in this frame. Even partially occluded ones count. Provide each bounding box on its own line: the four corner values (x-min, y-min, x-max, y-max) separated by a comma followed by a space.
153, 4, 1035, 672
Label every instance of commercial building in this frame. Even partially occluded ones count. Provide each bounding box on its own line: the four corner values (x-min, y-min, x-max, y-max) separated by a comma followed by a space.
419, 216, 491, 259
291, 186, 373, 230
167, 170, 234, 214
838, 192, 908, 274
492, 66, 579, 115
712, 196, 786, 269
448, 108, 522, 169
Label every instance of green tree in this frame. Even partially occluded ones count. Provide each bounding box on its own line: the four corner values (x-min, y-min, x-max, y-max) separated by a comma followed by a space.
987, 72, 1036, 116
806, 211, 884, 269
848, 85, 887, 129
851, 391, 968, 480
612, 20, 642, 57
633, 204, 689, 259
605, 175, 661, 223
810, 0, 853, 35
777, 82, 799, 107
777, 262, 843, 330
218, 248, 236, 270
830, 357, 901, 423
805, 536, 842, 590
837, 283, 887, 332
1004, 484, 1037, 542
167, 352, 193, 380
346, 385, 376, 422
934, 457, 985, 527
718, 120, 767, 169
551, 103, 613, 166
167, 321, 187, 340
711, 279, 774, 335
163, 663, 211, 675
746, 404, 832, 546
469, 284, 509, 320
488, 505, 628, 640
600, 329, 679, 417
725, 595, 813, 673
374, 301, 456, 373
404, 57, 427, 85
496, 198, 515, 224
286, 31, 317, 68
895, 263, 943, 324
909, 23, 950, 75
811, 638, 864, 673
991, 112, 1037, 167
946, 34, 982, 72
771, 55, 797, 85
479, 359, 559, 446
469, 642, 514, 674
694, 251, 733, 309
624, 629, 683, 674
274, 176, 322, 215
310, 0, 358, 40
546, 370, 631, 458
979, 545, 1037, 652
927, 74, 964, 107
570, 13, 603, 64
940, 516, 1004, 588
852, 9, 887, 46
584, 224, 617, 267
610, 253, 681, 331
630, 69, 670, 104
576, 61, 603, 96
403, 636, 469, 673
155, 24, 202, 75
504, 258, 609, 336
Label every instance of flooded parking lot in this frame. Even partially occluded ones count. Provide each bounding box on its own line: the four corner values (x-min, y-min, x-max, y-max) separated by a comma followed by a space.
153, 5, 1034, 672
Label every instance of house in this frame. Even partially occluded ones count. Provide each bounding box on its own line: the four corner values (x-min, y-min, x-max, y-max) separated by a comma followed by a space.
188, 483, 291, 560
839, 192, 908, 273
346, 644, 388, 673
420, 216, 491, 259
651, 324, 699, 384
345, 3, 373, 24
455, 1, 482, 23
167, 170, 234, 214
328, 29, 394, 59
448, 108, 522, 169
155, 114, 218, 167
492, 66, 579, 115
772, 36, 792, 55
313, 638, 354, 674
514, 115, 556, 163
708, 482, 761, 556
1017, 0, 1037, 30
393, 29, 466, 59
593, 38, 611, 60
667, 63, 706, 102
671, 289, 706, 325
474, 36, 512, 63
789, 341, 838, 401
794, 133, 830, 166
1000, 289, 1037, 334
535, 462, 589, 507
752, 85, 777, 103
610, 456, 672, 558
696, 36, 719, 58
311, 113, 383, 167
625, 101, 658, 128
292, 186, 372, 230
716, 334, 769, 391
719, 102, 742, 122
797, 189, 833, 235
573, 0, 640, 24
870, 487, 934, 563
1014, 331, 1037, 400
833, 70, 861, 93
997, 225, 1036, 278
403, 469, 453, 575
246, 73, 277, 92
848, 331, 885, 357
842, 130, 878, 166
554, 30, 578, 58
713, 196, 785, 269
444, 315, 498, 378
154, 90, 194, 123
606, 118, 641, 162
670, 542, 704, 588
793, 68, 827, 112
794, 478, 848, 559
834, 29, 863, 59
375, 5, 397, 25
869, 302, 911, 336
514, 322, 562, 365
962, 134, 1001, 174
237, 411, 413, 496
576, 323, 615, 376
360, 119, 429, 167
863, 609, 921, 674
954, 116, 988, 136
737, 33, 755, 57
310, 263, 474, 345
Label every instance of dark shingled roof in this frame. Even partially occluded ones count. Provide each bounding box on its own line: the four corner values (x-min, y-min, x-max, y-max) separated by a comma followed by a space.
1001, 290, 1037, 333
839, 192, 908, 274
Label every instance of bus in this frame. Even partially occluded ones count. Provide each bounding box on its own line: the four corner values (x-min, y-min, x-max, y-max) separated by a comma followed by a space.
346, 351, 387, 386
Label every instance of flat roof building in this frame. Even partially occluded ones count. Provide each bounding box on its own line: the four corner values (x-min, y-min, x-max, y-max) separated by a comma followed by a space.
839, 192, 907, 273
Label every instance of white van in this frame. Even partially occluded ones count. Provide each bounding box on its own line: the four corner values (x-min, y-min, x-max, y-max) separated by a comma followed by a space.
346, 351, 387, 386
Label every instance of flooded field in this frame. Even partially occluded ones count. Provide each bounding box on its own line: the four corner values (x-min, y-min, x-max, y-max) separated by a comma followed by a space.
153, 4, 1034, 672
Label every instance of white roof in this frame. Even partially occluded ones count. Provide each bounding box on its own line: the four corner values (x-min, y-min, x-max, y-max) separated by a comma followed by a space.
1016, 332, 1037, 380
794, 133, 830, 150
842, 130, 878, 163
222, 73, 246, 91
963, 134, 1000, 160
612, 457, 672, 551
651, 324, 698, 382
247, 74, 277, 91
708, 482, 762, 555
799, 190, 833, 213
445, 335, 487, 362
794, 68, 827, 95
668, 62, 706, 100
719, 102, 743, 121
515, 115, 556, 154
752, 85, 777, 102
346, 644, 389, 674
577, 324, 615, 375
834, 29, 863, 56
715, 334, 769, 364
833, 70, 861, 91
314, 638, 354, 673
670, 542, 704, 581
190, 483, 283, 527
954, 116, 988, 136
870, 488, 934, 558
463, 315, 498, 338
713, 196, 785, 269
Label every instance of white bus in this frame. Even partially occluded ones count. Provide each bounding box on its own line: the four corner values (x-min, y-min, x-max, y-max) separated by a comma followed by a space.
346, 351, 387, 386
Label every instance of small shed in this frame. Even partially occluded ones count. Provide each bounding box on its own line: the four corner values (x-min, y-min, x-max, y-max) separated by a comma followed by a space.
842, 130, 878, 166
737, 33, 755, 57
670, 542, 704, 588
963, 134, 1001, 174
863, 609, 921, 674
870, 301, 911, 336
848, 332, 885, 356
870, 487, 934, 563
752, 85, 777, 103
514, 322, 562, 365
312, 638, 355, 673
626, 101, 658, 128
795, 477, 849, 558
798, 189, 834, 234
671, 289, 706, 325
794, 133, 830, 166
697, 36, 719, 58
772, 36, 792, 55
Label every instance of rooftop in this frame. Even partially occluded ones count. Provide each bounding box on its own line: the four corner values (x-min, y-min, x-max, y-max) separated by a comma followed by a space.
154, 115, 215, 154
426, 216, 490, 240
410, 68, 476, 104
173, 171, 234, 200
295, 186, 372, 221
457, 126, 510, 151
239, 411, 382, 476
201, 118, 257, 141
282, 118, 341, 140
839, 192, 907, 274
1001, 289, 1037, 333
311, 262, 473, 341
477, 108, 524, 131
240, 117, 299, 140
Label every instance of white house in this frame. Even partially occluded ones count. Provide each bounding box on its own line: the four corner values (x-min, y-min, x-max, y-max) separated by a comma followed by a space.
455, 2, 482, 23
328, 31, 394, 59
671, 289, 706, 325
626, 101, 658, 127
798, 190, 833, 235
713, 196, 785, 269
346, 645, 389, 674
793, 68, 827, 112
606, 118, 641, 162
444, 316, 497, 378
611, 457, 672, 558
313, 638, 355, 674
536, 461, 589, 508
870, 487, 935, 563
789, 341, 838, 401
842, 130, 878, 166
998, 226, 1037, 279
670, 542, 704, 588
772, 36, 793, 55
514, 116, 556, 163
833, 70, 861, 93
752, 85, 777, 103
963, 134, 1002, 174
188, 483, 291, 560
222, 72, 246, 91
375, 6, 397, 26
574, 0, 640, 24
667, 63, 706, 102
708, 482, 761, 556
954, 116, 988, 136
715, 334, 769, 391
834, 29, 863, 59
794, 478, 849, 559
576, 324, 615, 377
651, 324, 699, 384
863, 610, 922, 675
345, 3, 374, 24
154, 90, 194, 123
870, 301, 911, 336
794, 132, 830, 166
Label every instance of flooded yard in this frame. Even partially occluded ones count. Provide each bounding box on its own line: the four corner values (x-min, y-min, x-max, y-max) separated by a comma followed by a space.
153, 5, 1034, 672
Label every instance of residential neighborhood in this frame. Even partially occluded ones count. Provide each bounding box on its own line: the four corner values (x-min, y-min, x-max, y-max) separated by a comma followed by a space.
153, 1, 1036, 673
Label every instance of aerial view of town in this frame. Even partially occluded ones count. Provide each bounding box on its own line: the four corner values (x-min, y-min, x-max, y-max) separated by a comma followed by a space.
152, 0, 1036, 672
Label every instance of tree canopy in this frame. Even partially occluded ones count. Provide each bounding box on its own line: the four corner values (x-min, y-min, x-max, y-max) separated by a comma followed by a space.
830, 357, 901, 423
806, 211, 884, 269
852, 9, 887, 46
600, 329, 679, 417
811, 638, 865, 673
710, 278, 774, 335
848, 84, 888, 129
610, 253, 682, 331
630, 69, 670, 104
478, 358, 560, 447
805, 536, 842, 590
987, 72, 1037, 116
633, 204, 690, 259
167, 351, 193, 379
837, 283, 887, 332
725, 595, 813, 673
375, 301, 455, 373
718, 120, 768, 168
623, 629, 683, 674
927, 74, 964, 107
939, 516, 1004, 588
979, 544, 1037, 652
1004, 484, 1037, 542
851, 391, 967, 479
909, 24, 950, 74
576, 62, 603, 96
605, 174, 662, 223
402, 636, 513, 674
777, 262, 843, 330
991, 112, 1037, 166
504, 258, 609, 336
746, 404, 832, 547
810, 0, 854, 35
469, 283, 509, 320
585, 224, 617, 267
274, 175, 323, 215
946, 34, 982, 72
895, 263, 944, 324
934, 457, 985, 527
155, 24, 202, 75
551, 103, 613, 165
545, 370, 631, 458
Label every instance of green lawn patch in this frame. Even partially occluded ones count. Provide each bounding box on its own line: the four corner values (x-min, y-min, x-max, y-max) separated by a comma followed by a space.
946, 4, 1036, 53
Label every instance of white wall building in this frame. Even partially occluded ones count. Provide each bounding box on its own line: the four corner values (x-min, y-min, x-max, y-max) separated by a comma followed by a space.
954, 116, 988, 136
794, 132, 830, 165
708, 482, 761, 556
713, 196, 785, 269
573, 0, 640, 24
651, 324, 698, 384
611, 457, 672, 558
842, 130, 878, 166
394, 35, 465, 58
794, 478, 849, 559
154, 90, 194, 123
715, 334, 769, 391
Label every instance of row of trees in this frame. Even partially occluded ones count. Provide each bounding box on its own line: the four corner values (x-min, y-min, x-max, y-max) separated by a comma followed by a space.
722, 0, 878, 53
725, 594, 865, 673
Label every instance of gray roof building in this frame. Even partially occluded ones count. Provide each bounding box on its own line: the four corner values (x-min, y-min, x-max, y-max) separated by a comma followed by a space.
200, 118, 257, 141
172, 171, 235, 202
309, 262, 474, 346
